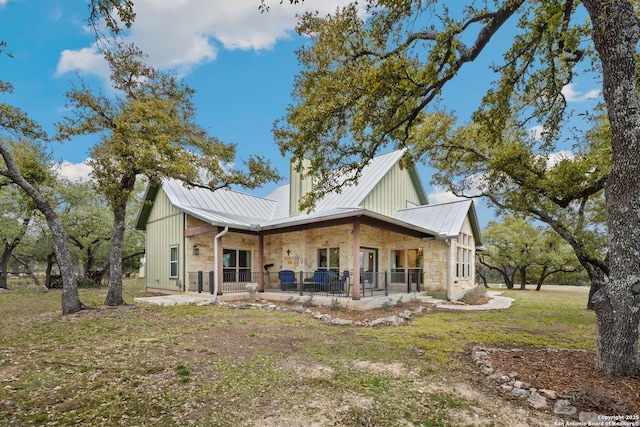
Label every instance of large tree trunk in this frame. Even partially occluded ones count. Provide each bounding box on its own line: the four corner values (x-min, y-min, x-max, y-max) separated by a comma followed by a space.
518, 267, 527, 290
104, 174, 136, 306
0, 247, 11, 289
535, 266, 548, 291
0, 144, 82, 314
583, 0, 640, 376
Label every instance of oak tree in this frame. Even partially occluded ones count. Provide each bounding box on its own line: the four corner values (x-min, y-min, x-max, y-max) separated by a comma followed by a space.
57, 43, 280, 306
273, 1, 640, 375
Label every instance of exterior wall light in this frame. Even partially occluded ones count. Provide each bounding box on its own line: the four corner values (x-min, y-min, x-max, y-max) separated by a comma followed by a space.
192, 245, 199, 256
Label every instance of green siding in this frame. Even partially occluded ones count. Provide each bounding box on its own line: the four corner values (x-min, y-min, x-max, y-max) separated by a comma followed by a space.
145, 189, 185, 290
363, 161, 424, 216
289, 159, 313, 216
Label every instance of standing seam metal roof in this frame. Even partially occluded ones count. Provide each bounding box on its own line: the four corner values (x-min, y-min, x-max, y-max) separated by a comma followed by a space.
143, 150, 480, 243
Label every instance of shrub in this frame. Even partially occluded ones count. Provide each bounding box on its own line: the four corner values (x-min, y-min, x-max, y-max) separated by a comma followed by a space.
302, 295, 315, 308
285, 296, 298, 305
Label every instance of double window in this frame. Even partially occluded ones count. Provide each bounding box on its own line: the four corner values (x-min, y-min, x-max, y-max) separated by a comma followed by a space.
317, 247, 340, 271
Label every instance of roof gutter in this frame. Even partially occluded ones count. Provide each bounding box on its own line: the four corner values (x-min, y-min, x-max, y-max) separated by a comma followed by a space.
213, 226, 229, 300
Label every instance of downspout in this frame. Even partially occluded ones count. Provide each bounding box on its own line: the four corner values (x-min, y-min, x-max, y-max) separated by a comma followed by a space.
444, 238, 452, 301
213, 226, 229, 300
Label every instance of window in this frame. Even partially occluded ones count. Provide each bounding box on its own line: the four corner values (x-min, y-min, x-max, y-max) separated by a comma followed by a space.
169, 245, 178, 278
456, 233, 473, 279
223, 249, 252, 282
391, 248, 422, 283
317, 247, 340, 270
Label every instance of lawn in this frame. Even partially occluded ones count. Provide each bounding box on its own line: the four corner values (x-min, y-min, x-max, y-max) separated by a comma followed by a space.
0, 279, 599, 426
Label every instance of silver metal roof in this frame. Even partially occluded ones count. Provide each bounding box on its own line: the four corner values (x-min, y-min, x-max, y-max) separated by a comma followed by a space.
148, 150, 480, 242
395, 199, 482, 244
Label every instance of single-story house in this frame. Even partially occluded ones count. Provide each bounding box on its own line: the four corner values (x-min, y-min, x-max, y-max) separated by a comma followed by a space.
135, 149, 483, 301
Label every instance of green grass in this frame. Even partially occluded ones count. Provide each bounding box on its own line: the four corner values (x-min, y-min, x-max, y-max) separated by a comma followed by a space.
0, 279, 596, 426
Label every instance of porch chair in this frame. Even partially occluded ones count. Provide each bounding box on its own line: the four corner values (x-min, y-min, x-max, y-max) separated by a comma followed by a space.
278, 270, 298, 291
304, 270, 330, 292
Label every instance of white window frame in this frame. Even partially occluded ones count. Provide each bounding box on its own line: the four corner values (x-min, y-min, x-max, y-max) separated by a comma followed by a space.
169, 245, 179, 279
456, 233, 473, 279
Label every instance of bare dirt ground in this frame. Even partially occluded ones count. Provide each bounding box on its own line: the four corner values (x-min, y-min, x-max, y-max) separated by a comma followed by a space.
3, 283, 638, 427
266, 297, 640, 419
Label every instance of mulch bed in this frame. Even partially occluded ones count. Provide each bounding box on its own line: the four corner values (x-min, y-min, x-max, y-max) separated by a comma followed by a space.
487, 348, 640, 415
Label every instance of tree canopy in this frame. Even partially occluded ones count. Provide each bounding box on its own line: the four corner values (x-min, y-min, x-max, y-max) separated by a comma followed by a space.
56, 42, 281, 305
274, 0, 640, 375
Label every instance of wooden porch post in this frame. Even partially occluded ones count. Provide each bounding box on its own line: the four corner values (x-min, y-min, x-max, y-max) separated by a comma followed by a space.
258, 233, 264, 292
352, 219, 361, 300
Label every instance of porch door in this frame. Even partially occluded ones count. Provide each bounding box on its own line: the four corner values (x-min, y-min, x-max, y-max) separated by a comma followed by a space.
359, 248, 376, 272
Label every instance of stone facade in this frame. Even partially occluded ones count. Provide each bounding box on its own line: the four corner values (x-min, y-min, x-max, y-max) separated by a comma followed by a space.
182, 217, 459, 296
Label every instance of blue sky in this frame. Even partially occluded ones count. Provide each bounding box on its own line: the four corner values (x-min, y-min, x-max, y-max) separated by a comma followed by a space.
1, 0, 602, 227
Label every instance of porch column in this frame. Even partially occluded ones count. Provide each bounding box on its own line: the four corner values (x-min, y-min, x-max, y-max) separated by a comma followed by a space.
352, 219, 361, 300
215, 226, 224, 296
258, 234, 264, 292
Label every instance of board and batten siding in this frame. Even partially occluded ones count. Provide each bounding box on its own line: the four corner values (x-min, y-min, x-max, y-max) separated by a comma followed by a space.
362, 161, 423, 217
145, 189, 185, 291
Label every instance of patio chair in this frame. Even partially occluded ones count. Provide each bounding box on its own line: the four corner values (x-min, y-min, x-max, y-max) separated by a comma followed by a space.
304, 270, 330, 292
278, 270, 298, 291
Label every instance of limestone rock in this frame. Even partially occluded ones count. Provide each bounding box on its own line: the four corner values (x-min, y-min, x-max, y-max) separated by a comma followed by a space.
554, 399, 577, 416
527, 391, 548, 410
513, 380, 531, 390
496, 375, 511, 384
511, 387, 530, 398
539, 389, 557, 400
319, 314, 332, 324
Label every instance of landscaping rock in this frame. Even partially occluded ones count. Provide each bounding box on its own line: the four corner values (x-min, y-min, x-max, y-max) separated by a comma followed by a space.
510, 387, 530, 398
513, 380, 531, 390
527, 391, 548, 410
539, 389, 557, 400
330, 318, 353, 326
319, 314, 332, 324
496, 375, 511, 384
554, 399, 577, 416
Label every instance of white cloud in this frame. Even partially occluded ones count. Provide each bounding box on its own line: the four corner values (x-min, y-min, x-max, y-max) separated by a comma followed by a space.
546, 150, 575, 168
57, 160, 93, 183
56, 45, 110, 79
428, 187, 467, 204
57, 0, 359, 78
561, 83, 600, 102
